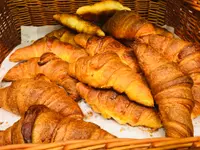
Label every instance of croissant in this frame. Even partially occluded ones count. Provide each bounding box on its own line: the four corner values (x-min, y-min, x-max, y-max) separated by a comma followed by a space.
53, 14, 105, 36
0, 105, 115, 145
74, 33, 140, 72
4, 53, 80, 101
139, 34, 200, 118
68, 52, 154, 107
102, 11, 156, 39
76, 82, 162, 129
129, 42, 194, 137
76, 0, 131, 24
154, 26, 174, 38
45, 27, 78, 47
0, 75, 83, 118
9, 37, 88, 62
45, 27, 67, 39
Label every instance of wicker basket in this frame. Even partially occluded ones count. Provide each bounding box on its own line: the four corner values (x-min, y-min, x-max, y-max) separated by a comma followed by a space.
0, 0, 200, 149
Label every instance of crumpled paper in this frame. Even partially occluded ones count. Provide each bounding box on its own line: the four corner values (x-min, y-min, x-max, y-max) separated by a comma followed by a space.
0, 25, 199, 138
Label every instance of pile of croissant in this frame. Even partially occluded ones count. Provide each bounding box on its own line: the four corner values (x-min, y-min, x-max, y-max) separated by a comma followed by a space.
0, 0, 200, 145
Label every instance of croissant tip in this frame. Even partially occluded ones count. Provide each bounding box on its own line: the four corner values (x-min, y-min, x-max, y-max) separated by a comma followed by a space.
9, 54, 15, 62
146, 101, 154, 107
123, 6, 131, 11
133, 98, 154, 107
53, 14, 60, 20
97, 30, 105, 37
76, 8, 81, 15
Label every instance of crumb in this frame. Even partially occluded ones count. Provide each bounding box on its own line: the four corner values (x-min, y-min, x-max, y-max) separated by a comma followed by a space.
84, 111, 93, 120
87, 111, 93, 117
5, 122, 8, 124
0, 122, 3, 125
84, 116, 88, 120
138, 127, 156, 133
120, 127, 125, 132
149, 132, 153, 137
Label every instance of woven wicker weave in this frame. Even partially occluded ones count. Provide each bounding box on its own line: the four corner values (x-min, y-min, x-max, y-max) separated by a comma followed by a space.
0, 137, 200, 150
0, 0, 200, 149
165, 0, 200, 42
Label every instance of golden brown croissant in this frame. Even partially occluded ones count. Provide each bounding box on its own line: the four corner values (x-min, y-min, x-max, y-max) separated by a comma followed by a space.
139, 34, 200, 118
9, 37, 88, 62
0, 75, 83, 118
74, 33, 140, 72
76, 0, 131, 24
45, 27, 78, 47
4, 53, 80, 101
129, 42, 194, 137
68, 52, 154, 107
0, 105, 115, 145
53, 14, 105, 36
102, 11, 156, 39
76, 82, 162, 129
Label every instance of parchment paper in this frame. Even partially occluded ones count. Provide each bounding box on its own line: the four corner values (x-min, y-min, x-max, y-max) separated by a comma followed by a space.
0, 25, 199, 138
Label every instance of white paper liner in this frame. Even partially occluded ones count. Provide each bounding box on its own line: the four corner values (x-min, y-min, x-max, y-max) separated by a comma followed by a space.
0, 25, 199, 138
